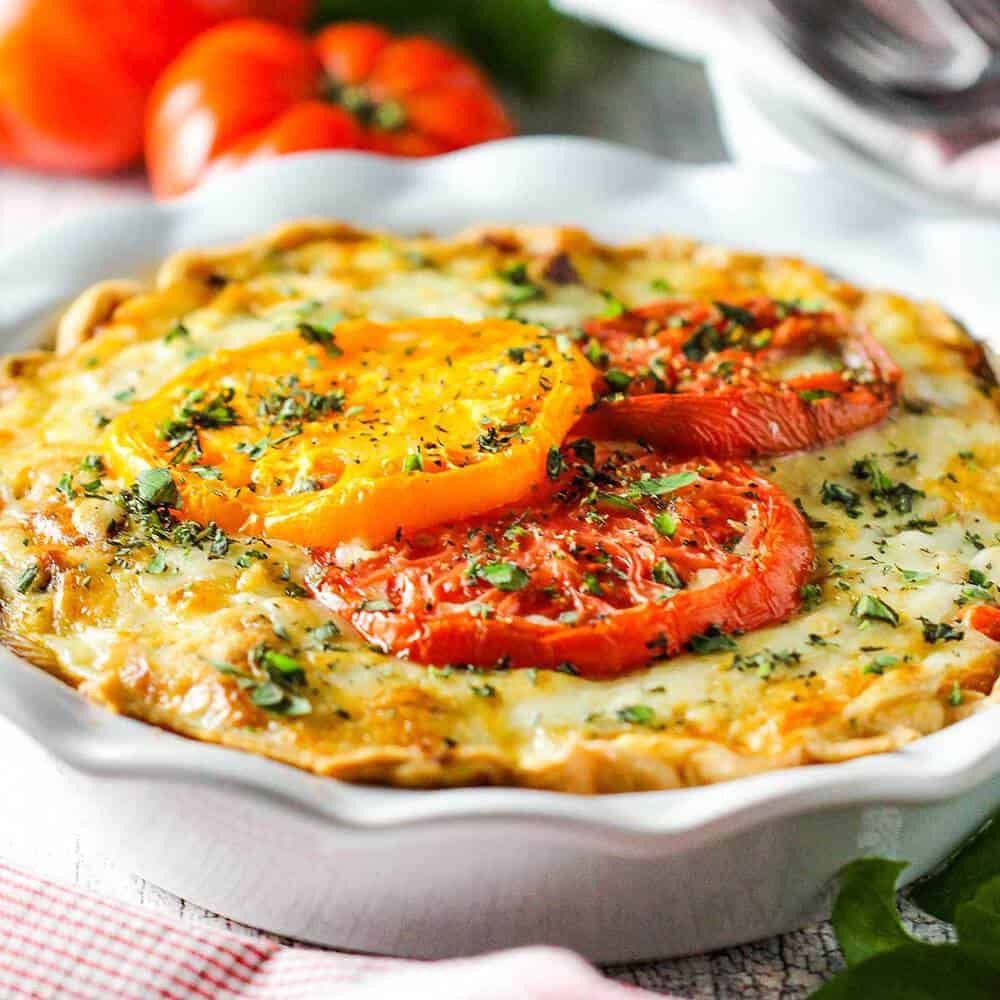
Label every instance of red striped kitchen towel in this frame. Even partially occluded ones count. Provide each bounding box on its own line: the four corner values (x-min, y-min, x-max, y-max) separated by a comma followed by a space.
0, 860, 664, 999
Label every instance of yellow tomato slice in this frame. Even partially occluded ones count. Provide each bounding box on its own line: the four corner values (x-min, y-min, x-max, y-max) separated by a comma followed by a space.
104, 318, 596, 546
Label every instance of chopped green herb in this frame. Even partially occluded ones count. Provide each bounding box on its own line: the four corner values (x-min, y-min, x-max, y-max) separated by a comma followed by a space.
689, 626, 738, 654
297, 322, 343, 357
681, 322, 725, 362
191, 465, 222, 480
864, 653, 899, 675
595, 492, 638, 513
402, 449, 423, 474
822, 481, 863, 518
852, 594, 900, 627
146, 551, 168, 575
652, 558, 683, 588
545, 446, 565, 480
920, 618, 964, 644
617, 704, 655, 726
164, 323, 190, 344
604, 368, 633, 392
965, 530, 986, 551
652, 511, 678, 538
800, 582, 823, 610
714, 301, 755, 328
56, 472, 77, 500
475, 561, 530, 591
136, 468, 179, 508
359, 599, 394, 612
598, 290, 626, 318
631, 471, 698, 497
15, 562, 40, 594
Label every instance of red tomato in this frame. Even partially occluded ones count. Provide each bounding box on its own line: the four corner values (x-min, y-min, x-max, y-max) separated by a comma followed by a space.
969, 605, 1000, 642
0, 1, 307, 174
146, 20, 515, 199
310, 441, 815, 678
574, 297, 902, 458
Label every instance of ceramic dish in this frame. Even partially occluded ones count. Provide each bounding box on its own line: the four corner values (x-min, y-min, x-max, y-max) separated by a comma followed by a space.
0, 138, 998, 960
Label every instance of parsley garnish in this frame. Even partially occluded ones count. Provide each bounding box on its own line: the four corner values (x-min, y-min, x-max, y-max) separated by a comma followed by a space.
146, 551, 168, 575
472, 561, 529, 591
714, 301, 755, 328
598, 290, 626, 318
15, 562, 40, 594
630, 471, 698, 497
136, 468, 179, 508
545, 446, 565, 480
651, 511, 677, 538
800, 388, 839, 403
498, 263, 544, 306
652, 558, 683, 588
297, 322, 343, 357
800, 582, 823, 610
359, 599, 394, 612
920, 618, 964, 644
617, 704, 655, 726
159, 387, 239, 464
688, 626, 738, 654
852, 594, 900, 626
864, 653, 899, 675
822, 481, 863, 518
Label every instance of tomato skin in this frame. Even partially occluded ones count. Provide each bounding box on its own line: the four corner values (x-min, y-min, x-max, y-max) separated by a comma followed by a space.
147, 19, 515, 199
0, 1, 308, 174
577, 298, 903, 458
311, 444, 815, 677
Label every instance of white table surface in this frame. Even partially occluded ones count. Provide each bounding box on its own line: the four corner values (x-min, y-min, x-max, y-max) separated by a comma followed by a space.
0, 44, 958, 994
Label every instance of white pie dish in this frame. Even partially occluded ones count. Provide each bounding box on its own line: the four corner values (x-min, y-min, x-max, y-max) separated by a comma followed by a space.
0, 137, 998, 961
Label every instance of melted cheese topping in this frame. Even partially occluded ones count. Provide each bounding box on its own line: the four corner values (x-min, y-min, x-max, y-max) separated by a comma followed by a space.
0, 224, 997, 792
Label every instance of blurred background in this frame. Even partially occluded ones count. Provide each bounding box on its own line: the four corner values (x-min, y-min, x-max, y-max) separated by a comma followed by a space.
1, 0, 997, 241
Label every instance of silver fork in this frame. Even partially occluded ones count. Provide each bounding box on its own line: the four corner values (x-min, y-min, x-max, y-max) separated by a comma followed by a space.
746, 0, 1000, 127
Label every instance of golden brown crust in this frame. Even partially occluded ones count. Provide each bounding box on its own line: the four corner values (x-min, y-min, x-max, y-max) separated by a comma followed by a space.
56, 279, 143, 354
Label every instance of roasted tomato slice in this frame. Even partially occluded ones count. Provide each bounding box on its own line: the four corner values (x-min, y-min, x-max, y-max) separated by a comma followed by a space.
310, 441, 814, 677
104, 318, 595, 548
574, 297, 902, 457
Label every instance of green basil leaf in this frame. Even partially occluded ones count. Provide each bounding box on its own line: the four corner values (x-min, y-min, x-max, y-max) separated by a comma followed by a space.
912, 815, 1000, 923
831, 858, 913, 966
810, 943, 1000, 1000
955, 875, 1000, 961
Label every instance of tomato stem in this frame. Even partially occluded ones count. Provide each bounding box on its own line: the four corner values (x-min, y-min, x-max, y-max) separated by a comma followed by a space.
322, 79, 408, 132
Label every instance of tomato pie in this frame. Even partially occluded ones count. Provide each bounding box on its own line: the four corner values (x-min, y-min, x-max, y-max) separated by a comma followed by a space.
0, 221, 997, 791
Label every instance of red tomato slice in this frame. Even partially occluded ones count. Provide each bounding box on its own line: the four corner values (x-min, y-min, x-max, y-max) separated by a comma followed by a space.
310, 441, 815, 677
574, 297, 902, 458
